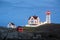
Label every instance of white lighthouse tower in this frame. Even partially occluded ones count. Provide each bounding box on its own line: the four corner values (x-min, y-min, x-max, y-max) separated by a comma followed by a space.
46, 11, 51, 23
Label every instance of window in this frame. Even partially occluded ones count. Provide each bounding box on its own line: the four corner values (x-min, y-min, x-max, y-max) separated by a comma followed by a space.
31, 20, 34, 24
31, 18, 33, 20
35, 21, 36, 23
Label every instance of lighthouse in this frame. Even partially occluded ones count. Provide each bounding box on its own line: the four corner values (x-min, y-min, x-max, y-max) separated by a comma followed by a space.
46, 11, 51, 23
25, 11, 51, 27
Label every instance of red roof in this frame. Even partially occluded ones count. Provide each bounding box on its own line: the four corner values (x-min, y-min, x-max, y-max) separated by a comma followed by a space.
17, 26, 23, 32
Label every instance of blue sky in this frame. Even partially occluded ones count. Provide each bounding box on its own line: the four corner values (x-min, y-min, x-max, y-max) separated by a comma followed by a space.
0, 0, 60, 26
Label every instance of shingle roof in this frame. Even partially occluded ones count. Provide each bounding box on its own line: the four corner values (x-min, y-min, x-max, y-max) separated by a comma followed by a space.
10, 23, 15, 25
28, 16, 38, 20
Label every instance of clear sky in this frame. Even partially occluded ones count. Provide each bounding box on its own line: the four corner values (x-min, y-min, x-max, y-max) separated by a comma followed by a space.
0, 0, 60, 26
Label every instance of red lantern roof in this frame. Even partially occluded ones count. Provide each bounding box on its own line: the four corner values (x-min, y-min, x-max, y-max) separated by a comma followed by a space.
46, 11, 51, 15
